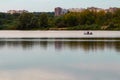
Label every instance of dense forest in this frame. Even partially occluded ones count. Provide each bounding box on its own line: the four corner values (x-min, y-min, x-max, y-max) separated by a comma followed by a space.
0, 9, 120, 30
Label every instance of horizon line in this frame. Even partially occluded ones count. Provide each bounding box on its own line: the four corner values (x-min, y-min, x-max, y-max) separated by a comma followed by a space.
0, 6, 120, 13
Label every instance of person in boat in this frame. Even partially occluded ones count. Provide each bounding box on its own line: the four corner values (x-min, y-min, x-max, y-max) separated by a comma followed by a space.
84, 31, 93, 35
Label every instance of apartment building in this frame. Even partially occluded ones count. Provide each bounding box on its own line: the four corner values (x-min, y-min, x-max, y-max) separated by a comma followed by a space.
68, 8, 85, 12
7, 10, 28, 14
87, 7, 103, 12
55, 7, 68, 16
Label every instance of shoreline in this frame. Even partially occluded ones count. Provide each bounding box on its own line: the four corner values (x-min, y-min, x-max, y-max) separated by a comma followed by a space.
0, 30, 119, 38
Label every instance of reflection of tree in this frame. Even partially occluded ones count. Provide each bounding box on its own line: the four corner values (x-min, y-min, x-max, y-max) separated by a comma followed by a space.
39, 41, 48, 49
0, 39, 119, 52
0, 40, 49, 50
114, 42, 120, 52
62, 41, 105, 52
64, 41, 120, 52
20, 41, 33, 49
6, 41, 34, 50
0, 41, 6, 48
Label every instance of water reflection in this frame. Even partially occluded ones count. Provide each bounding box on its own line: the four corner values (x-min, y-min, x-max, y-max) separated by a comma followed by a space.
0, 39, 120, 80
0, 39, 119, 52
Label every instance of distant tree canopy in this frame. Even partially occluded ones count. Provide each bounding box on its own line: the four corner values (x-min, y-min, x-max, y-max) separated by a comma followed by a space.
17, 13, 34, 30
0, 9, 120, 30
39, 13, 48, 28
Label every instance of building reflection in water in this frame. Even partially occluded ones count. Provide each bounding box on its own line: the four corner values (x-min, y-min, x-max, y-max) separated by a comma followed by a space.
55, 41, 63, 50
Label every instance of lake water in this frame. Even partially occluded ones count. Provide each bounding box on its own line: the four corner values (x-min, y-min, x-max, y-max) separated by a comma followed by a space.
0, 38, 120, 80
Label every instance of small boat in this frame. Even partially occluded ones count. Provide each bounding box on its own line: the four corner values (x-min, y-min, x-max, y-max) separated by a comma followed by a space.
84, 31, 93, 35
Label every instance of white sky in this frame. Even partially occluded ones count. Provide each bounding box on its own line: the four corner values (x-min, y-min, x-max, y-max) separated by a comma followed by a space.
0, 0, 120, 12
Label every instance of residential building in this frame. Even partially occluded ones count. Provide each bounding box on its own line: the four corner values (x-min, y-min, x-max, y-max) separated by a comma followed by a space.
55, 7, 62, 16
68, 8, 85, 12
7, 10, 28, 14
55, 7, 68, 16
87, 7, 103, 12
105, 7, 119, 13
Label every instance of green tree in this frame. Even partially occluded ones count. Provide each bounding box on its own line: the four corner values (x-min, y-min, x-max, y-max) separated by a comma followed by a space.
95, 10, 106, 25
29, 16, 39, 29
55, 16, 66, 28
78, 10, 96, 25
64, 13, 79, 27
17, 13, 34, 30
39, 13, 49, 28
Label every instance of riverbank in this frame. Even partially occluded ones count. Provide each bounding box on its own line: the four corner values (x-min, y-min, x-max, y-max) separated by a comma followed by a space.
0, 30, 119, 38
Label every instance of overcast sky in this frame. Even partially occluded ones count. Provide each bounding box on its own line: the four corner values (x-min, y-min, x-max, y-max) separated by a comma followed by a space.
0, 0, 120, 12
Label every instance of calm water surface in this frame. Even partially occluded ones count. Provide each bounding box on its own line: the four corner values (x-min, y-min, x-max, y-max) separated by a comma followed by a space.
0, 39, 120, 80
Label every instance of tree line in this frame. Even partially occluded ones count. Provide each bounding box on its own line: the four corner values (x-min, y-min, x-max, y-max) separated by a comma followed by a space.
0, 9, 120, 30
